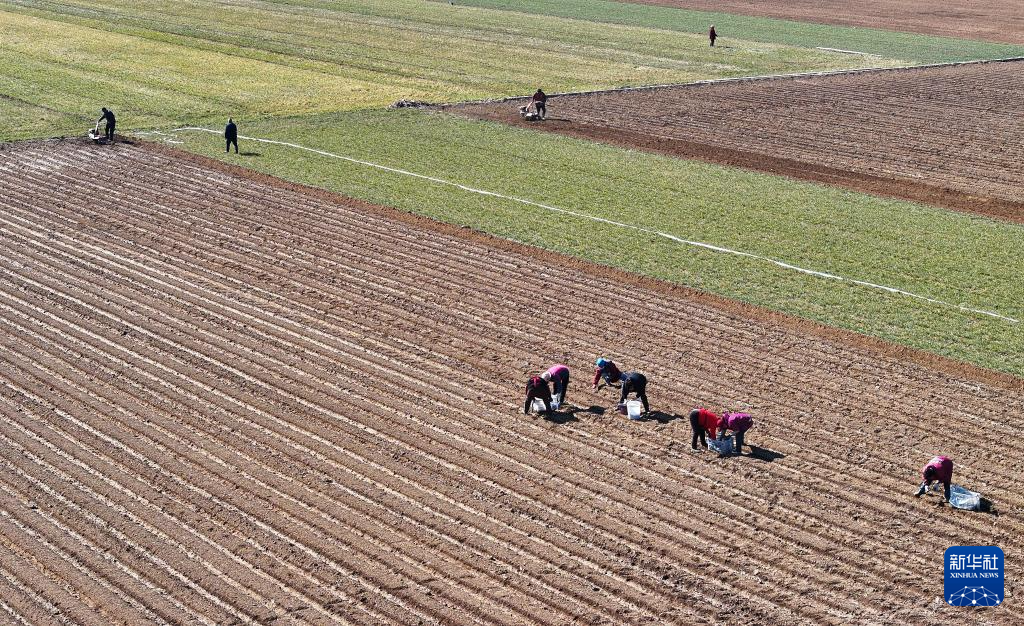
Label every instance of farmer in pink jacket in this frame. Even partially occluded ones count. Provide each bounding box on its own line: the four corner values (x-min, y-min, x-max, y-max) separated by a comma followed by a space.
717, 411, 753, 456
542, 364, 570, 408
915, 456, 953, 501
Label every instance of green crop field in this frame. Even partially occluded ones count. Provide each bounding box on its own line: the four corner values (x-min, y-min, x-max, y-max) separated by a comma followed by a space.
0, 0, 894, 141
166, 109, 1024, 376
2, 0, 1021, 377
443, 0, 1024, 64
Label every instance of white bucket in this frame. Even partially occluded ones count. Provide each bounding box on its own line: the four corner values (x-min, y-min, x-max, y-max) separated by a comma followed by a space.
626, 400, 643, 420
531, 398, 547, 413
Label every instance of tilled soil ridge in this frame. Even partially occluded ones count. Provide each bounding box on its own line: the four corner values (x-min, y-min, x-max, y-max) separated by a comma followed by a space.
453, 60, 1024, 222
625, 0, 1024, 45
0, 139, 1021, 624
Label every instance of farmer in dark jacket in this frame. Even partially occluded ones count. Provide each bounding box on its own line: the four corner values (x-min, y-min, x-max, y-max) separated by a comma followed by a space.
523, 374, 552, 415
709, 25, 717, 47
97, 107, 116, 141
532, 89, 547, 120
225, 118, 238, 153
619, 372, 649, 413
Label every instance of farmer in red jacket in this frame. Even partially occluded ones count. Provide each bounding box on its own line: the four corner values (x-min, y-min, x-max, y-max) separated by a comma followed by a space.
915, 456, 953, 501
689, 407, 721, 450
717, 411, 753, 455
523, 374, 552, 415
592, 357, 622, 389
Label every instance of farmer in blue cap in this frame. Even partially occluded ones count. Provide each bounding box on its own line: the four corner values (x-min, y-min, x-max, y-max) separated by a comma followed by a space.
592, 357, 622, 389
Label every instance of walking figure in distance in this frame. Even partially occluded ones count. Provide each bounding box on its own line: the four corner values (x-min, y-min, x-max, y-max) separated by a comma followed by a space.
709, 24, 717, 47
225, 118, 238, 154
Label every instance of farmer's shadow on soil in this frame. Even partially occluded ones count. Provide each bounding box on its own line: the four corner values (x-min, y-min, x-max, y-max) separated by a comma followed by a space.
239, 151, 261, 157
747, 446, 785, 462
543, 410, 579, 425
641, 411, 679, 424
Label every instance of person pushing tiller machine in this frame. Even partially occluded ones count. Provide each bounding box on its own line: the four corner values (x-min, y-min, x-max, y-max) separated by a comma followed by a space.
92, 107, 116, 142
519, 88, 548, 121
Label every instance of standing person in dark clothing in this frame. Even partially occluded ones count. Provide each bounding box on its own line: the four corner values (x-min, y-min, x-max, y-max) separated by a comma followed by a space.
225, 118, 238, 153
532, 88, 547, 120
619, 372, 649, 414
523, 374, 552, 415
709, 24, 717, 47
97, 107, 116, 141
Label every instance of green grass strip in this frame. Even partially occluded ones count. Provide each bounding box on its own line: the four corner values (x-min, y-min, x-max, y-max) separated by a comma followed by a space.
441, 0, 1024, 63
0, 0, 897, 140
159, 109, 1024, 376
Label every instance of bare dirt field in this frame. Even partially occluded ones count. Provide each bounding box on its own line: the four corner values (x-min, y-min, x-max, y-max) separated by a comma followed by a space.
627, 0, 1024, 45
0, 139, 1022, 624
454, 60, 1024, 222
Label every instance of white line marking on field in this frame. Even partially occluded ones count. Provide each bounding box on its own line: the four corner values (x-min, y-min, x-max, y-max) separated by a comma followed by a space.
815, 47, 868, 55
144, 127, 1019, 324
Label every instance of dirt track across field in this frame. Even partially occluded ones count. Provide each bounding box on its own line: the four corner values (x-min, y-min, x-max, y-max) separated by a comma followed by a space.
626, 0, 1024, 45
0, 139, 1022, 624
454, 60, 1024, 222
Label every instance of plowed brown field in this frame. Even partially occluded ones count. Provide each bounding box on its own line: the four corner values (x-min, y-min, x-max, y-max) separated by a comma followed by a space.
627, 0, 1024, 45
0, 139, 1021, 624
455, 60, 1024, 221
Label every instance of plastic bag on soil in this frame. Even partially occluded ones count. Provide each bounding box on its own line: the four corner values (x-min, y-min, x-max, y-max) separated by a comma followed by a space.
949, 484, 981, 511
708, 435, 735, 455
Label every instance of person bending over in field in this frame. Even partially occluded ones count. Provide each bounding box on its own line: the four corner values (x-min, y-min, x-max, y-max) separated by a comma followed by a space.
97, 107, 116, 141
619, 371, 649, 414
593, 357, 622, 390
225, 118, 238, 154
709, 24, 717, 47
915, 455, 953, 502
717, 411, 753, 455
689, 407, 721, 450
532, 88, 547, 120
542, 364, 570, 408
523, 373, 553, 415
